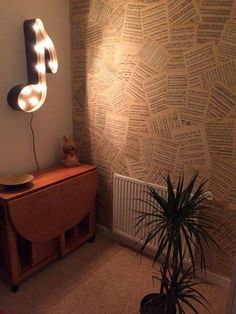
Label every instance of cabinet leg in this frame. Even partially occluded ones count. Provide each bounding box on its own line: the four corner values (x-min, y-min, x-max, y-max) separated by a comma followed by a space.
88, 234, 96, 243
11, 284, 19, 292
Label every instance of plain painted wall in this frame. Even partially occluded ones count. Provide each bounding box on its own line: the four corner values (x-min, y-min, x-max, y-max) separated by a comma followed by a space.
0, 0, 72, 175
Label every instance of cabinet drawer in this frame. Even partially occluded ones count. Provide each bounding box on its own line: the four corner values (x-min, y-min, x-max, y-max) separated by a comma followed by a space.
8, 170, 98, 242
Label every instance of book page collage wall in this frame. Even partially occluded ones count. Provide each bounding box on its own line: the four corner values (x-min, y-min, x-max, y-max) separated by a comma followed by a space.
70, 0, 236, 278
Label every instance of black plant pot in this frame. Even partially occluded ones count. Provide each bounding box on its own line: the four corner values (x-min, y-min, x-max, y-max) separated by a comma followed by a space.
140, 293, 176, 314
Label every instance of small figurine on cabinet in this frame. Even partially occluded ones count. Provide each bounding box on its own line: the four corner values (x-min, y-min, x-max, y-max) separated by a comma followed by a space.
61, 135, 80, 167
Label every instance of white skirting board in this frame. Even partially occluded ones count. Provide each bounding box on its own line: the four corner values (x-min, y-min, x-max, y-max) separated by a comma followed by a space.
96, 224, 231, 290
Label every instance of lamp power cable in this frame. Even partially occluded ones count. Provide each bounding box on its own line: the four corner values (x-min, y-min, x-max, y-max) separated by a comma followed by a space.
29, 113, 40, 171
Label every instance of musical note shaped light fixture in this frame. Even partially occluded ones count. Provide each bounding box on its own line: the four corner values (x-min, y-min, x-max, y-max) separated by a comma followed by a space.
7, 18, 58, 113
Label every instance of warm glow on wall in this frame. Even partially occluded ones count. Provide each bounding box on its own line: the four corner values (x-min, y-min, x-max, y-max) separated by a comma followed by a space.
7, 18, 58, 113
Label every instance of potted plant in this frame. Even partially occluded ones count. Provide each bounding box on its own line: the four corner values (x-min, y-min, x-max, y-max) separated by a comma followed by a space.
135, 173, 222, 314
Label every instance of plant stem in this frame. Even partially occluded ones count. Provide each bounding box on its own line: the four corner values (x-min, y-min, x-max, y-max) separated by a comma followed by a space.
160, 240, 172, 294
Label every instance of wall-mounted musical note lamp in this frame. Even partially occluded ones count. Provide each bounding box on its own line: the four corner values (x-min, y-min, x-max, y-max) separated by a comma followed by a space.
7, 18, 58, 113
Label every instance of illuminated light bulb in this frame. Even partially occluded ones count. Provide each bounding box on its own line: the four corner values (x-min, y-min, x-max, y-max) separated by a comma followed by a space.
48, 61, 53, 68
44, 38, 53, 49
36, 18, 43, 30
48, 61, 58, 72
33, 83, 47, 92
35, 64, 46, 73
22, 86, 31, 95
29, 97, 38, 106
34, 45, 44, 53
33, 23, 39, 32
18, 99, 26, 110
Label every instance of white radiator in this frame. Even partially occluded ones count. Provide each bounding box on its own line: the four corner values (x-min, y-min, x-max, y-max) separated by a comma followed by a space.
112, 174, 195, 262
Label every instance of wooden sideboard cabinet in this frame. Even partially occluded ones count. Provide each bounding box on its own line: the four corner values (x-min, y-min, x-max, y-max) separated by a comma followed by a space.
0, 164, 98, 291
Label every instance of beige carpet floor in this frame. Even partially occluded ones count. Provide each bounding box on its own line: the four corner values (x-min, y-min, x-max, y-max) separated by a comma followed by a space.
0, 235, 229, 314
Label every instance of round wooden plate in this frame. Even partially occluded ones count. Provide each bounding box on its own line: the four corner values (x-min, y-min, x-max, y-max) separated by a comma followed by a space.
0, 173, 34, 186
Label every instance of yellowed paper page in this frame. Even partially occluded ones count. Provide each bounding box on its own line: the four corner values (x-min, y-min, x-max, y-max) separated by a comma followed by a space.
145, 74, 168, 114
148, 109, 182, 139
168, 0, 200, 25
184, 43, 217, 87
180, 89, 209, 125
207, 82, 236, 119
174, 125, 211, 165
218, 18, 236, 63
206, 120, 235, 159
105, 113, 129, 148
141, 2, 169, 44
201, 60, 236, 89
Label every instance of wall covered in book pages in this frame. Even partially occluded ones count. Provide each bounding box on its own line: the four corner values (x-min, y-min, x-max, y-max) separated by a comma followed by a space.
70, 0, 236, 278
